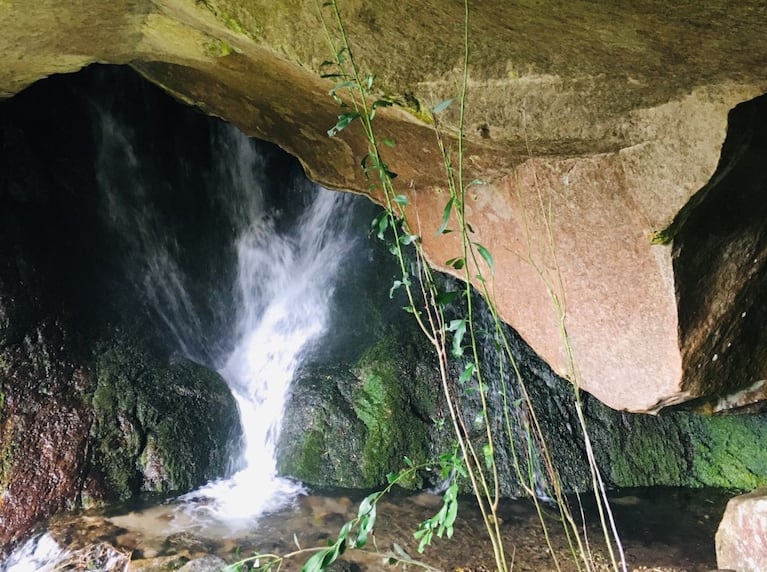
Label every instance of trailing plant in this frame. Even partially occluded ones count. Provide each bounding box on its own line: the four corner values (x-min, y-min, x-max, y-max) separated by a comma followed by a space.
231, 0, 629, 570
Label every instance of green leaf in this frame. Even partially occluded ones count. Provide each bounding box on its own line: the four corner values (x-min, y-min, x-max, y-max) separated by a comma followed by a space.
474, 242, 495, 273
436, 197, 454, 235
373, 213, 389, 240
327, 111, 360, 137
414, 527, 433, 554
365, 74, 375, 90
389, 276, 411, 298
303, 549, 330, 572
447, 319, 467, 358
358, 492, 378, 518
435, 290, 459, 307
403, 455, 414, 468
483, 443, 494, 470
393, 194, 409, 206
338, 521, 353, 542
328, 81, 356, 97
431, 98, 454, 114
446, 257, 465, 271
383, 138, 396, 148
392, 543, 411, 560
459, 362, 475, 383
355, 495, 377, 548
466, 178, 485, 188
369, 99, 392, 121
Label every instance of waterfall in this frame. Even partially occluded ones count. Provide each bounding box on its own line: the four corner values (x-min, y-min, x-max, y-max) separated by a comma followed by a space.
180, 131, 356, 525
94, 104, 357, 526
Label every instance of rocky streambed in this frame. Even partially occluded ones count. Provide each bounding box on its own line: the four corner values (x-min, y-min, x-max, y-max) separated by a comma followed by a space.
3, 487, 731, 572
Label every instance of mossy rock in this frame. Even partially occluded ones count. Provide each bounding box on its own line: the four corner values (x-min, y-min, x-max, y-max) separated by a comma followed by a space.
277, 333, 451, 490
351, 336, 434, 487
585, 398, 767, 491
276, 365, 368, 488
90, 336, 241, 500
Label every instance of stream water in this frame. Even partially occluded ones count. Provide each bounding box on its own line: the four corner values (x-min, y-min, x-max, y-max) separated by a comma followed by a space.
1, 486, 732, 571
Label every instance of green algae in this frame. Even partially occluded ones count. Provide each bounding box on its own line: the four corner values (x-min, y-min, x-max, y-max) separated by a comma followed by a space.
281, 427, 327, 482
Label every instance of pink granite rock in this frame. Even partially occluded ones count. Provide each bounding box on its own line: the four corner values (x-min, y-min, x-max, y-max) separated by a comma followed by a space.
716, 488, 767, 572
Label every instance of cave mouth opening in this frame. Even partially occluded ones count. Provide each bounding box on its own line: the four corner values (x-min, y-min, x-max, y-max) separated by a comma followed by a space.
1, 63, 764, 572
0, 62, 403, 539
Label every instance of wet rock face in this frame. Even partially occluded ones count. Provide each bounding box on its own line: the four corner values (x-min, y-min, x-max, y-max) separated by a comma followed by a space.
0, 103, 99, 547
276, 264, 767, 496
673, 94, 767, 402
277, 335, 451, 490
0, 336, 93, 550
89, 338, 241, 501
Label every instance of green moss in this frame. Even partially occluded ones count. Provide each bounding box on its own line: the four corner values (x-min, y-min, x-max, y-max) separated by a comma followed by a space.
650, 228, 674, 245
0, 411, 18, 497
352, 337, 429, 488
281, 427, 327, 481
203, 38, 234, 58
90, 335, 239, 500
198, 0, 257, 38
589, 398, 767, 491
689, 414, 767, 490
606, 414, 689, 487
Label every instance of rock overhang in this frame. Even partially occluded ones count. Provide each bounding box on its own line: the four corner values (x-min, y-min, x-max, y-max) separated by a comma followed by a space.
2, 0, 766, 413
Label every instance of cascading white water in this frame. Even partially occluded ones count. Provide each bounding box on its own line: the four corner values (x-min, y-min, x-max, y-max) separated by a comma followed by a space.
0, 535, 66, 572
181, 134, 356, 525
95, 110, 357, 526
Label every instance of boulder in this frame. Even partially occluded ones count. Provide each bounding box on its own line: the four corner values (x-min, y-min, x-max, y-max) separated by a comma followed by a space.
2, 0, 766, 412
277, 334, 451, 490
716, 488, 767, 572
88, 336, 241, 501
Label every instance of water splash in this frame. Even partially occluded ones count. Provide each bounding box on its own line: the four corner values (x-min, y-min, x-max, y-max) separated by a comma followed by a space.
0, 535, 65, 572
